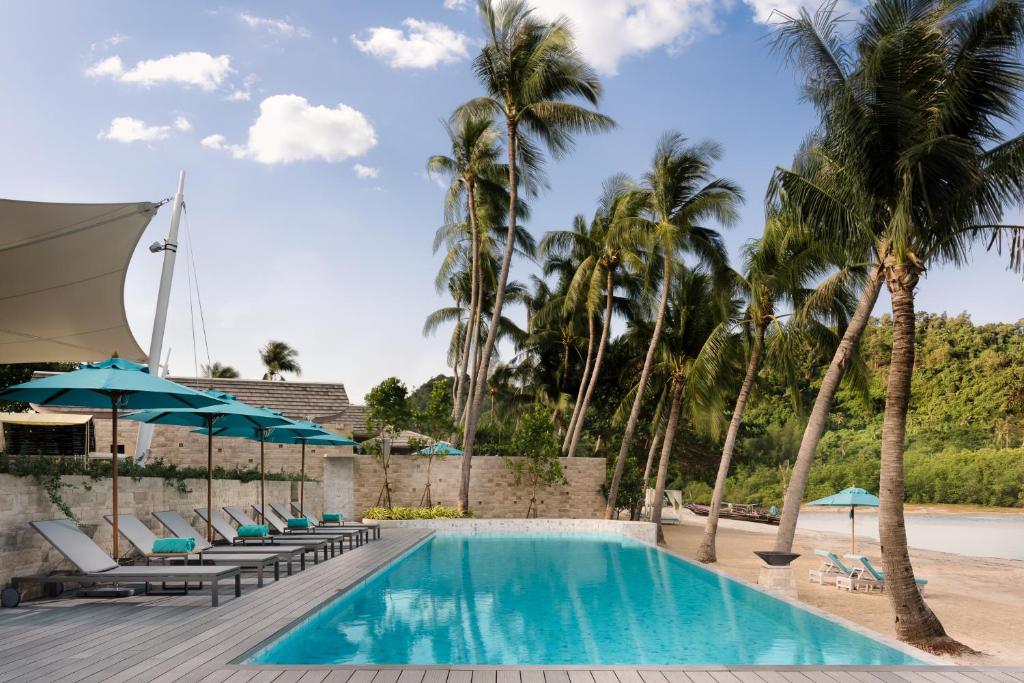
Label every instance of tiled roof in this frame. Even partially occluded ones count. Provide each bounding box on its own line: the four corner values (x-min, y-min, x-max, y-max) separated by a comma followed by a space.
318, 404, 369, 437
28, 372, 350, 421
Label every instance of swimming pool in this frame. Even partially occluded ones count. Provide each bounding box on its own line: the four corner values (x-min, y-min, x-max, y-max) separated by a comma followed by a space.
247, 534, 922, 666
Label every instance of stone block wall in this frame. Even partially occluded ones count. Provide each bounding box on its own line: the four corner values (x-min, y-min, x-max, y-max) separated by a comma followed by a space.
334, 455, 606, 519
0, 473, 322, 594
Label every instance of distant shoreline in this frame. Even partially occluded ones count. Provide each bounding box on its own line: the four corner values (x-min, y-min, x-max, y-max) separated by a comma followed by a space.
798, 502, 1024, 516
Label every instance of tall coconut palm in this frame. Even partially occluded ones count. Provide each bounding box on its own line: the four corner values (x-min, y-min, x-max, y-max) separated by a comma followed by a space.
259, 340, 300, 381
605, 132, 741, 519
648, 267, 737, 542
454, 0, 615, 513
427, 115, 506, 424
202, 362, 239, 379
767, 0, 1024, 650
696, 217, 860, 563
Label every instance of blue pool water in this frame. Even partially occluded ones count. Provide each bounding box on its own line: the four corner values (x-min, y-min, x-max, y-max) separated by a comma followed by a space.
248, 534, 922, 666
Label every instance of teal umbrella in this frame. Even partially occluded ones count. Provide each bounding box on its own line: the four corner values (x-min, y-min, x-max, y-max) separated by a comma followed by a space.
126, 391, 290, 541
416, 441, 463, 456
808, 486, 880, 553
193, 420, 355, 517
0, 356, 224, 558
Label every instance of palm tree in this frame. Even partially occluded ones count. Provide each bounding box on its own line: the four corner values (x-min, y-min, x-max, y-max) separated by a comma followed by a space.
454, 0, 615, 513
260, 341, 301, 381
696, 217, 860, 563
427, 115, 506, 424
605, 132, 741, 519
648, 267, 737, 542
767, 0, 1024, 650
202, 362, 239, 379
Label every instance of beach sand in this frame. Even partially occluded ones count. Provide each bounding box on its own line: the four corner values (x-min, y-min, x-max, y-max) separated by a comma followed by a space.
662, 510, 1024, 665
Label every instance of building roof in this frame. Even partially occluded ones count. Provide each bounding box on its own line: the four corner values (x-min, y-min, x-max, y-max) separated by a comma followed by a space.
319, 404, 368, 435
29, 373, 350, 421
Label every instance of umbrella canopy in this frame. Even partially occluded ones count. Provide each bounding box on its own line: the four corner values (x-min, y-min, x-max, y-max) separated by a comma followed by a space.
416, 441, 462, 456
808, 486, 879, 553
191, 420, 355, 519
125, 390, 290, 541
0, 357, 224, 558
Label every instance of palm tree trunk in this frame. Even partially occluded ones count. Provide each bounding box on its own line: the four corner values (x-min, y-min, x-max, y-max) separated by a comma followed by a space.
567, 269, 614, 459
697, 324, 765, 563
605, 257, 672, 519
453, 181, 482, 423
643, 415, 664, 487
774, 265, 883, 552
462, 327, 484, 440
458, 121, 520, 513
652, 378, 683, 544
563, 311, 595, 452
879, 260, 968, 653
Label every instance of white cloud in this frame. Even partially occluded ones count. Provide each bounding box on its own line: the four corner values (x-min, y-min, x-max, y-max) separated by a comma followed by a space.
527, 0, 723, 75
174, 116, 192, 132
352, 19, 470, 69
444, 0, 473, 8
741, 0, 858, 24
354, 163, 379, 179
91, 34, 128, 51
202, 94, 377, 164
228, 73, 258, 101
85, 51, 233, 91
240, 13, 311, 37
98, 116, 171, 143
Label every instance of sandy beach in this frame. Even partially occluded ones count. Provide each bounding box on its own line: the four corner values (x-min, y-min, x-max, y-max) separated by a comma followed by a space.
662, 510, 1024, 666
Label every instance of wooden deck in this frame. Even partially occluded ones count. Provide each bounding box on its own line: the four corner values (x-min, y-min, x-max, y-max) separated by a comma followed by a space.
0, 528, 1020, 683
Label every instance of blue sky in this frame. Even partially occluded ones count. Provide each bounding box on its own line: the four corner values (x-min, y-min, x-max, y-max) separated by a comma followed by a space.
1, 1, 1021, 401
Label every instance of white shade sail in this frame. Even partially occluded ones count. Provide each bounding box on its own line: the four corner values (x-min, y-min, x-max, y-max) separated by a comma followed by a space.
0, 199, 160, 363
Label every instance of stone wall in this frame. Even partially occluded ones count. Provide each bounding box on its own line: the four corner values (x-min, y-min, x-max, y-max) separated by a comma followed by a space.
82, 418, 356, 479
327, 455, 606, 519
0, 473, 322, 594
368, 518, 657, 544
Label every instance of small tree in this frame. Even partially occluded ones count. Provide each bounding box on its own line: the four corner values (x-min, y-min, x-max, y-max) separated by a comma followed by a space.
505, 406, 567, 518
365, 377, 411, 509
413, 382, 456, 506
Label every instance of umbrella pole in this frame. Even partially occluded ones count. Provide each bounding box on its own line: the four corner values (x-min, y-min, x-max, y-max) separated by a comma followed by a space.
851, 506, 856, 555
207, 418, 214, 543
111, 397, 120, 560
300, 440, 306, 516
260, 431, 266, 523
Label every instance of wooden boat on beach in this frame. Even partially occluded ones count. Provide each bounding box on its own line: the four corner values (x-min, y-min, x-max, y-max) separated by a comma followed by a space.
683, 502, 781, 526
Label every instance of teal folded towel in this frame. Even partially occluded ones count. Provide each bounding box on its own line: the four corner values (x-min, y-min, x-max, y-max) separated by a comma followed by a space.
322, 513, 342, 522
152, 537, 195, 554
237, 524, 269, 537
287, 517, 311, 529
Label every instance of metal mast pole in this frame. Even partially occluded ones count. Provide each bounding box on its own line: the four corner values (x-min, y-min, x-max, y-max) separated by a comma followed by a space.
135, 170, 185, 464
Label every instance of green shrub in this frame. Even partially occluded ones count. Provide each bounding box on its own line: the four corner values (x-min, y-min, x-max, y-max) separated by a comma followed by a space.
363, 505, 468, 520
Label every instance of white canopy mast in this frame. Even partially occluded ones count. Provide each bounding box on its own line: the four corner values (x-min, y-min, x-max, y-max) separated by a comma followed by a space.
135, 170, 185, 464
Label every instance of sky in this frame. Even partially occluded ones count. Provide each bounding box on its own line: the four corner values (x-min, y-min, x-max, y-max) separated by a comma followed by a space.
1, 0, 1021, 402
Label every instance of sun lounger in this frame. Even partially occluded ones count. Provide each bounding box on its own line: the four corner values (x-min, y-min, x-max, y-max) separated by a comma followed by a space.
237, 505, 357, 552
104, 514, 280, 586
259, 504, 365, 547
221, 506, 339, 558
195, 507, 329, 562
18, 519, 241, 606
284, 501, 380, 540
838, 554, 929, 595
808, 549, 862, 585
153, 510, 306, 574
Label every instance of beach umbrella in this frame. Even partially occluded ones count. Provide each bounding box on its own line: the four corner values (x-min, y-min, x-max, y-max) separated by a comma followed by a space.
125, 391, 290, 541
415, 441, 463, 456
194, 420, 355, 519
807, 486, 880, 554
0, 357, 224, 558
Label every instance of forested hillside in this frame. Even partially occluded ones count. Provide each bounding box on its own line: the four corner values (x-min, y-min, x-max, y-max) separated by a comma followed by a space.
706, 313, 1024, 508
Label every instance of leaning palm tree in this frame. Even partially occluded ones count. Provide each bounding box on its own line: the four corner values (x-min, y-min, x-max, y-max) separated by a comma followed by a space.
605, 132, 741, 519
647, 267, 737, 542
453, 0, 615, 513
260, 340, 301, 381
696, 216, 860, 563
202, 362, 239, 379
767, 0, 1024, 651
427, 115, 506, 424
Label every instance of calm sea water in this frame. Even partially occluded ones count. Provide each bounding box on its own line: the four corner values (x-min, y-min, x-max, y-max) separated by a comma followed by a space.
248, 534, 920, 666
796, 512, 1024, 560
